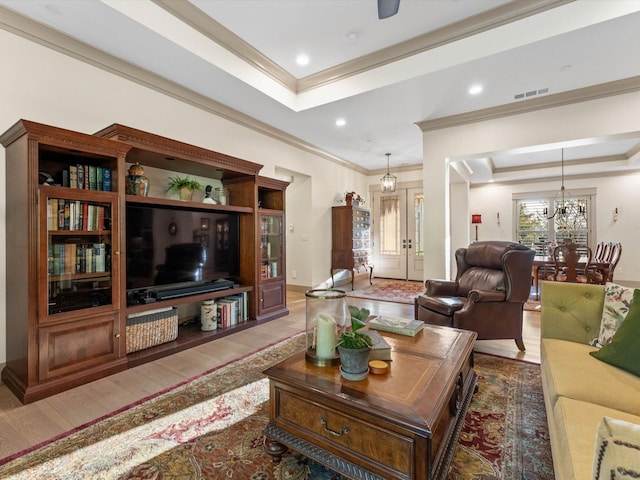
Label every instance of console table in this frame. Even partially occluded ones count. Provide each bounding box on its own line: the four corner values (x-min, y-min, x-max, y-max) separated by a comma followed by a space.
263, 324, 477, 480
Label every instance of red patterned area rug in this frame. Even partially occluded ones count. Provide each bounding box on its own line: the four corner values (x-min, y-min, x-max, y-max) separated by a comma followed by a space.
347, 279, 425, 304
0, 337, 553, 480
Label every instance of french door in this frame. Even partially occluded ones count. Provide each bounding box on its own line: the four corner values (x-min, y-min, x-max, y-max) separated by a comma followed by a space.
372, 187, 424, 280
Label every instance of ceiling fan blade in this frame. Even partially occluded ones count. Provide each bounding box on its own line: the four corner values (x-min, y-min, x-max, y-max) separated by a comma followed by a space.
378, 0, 400, 19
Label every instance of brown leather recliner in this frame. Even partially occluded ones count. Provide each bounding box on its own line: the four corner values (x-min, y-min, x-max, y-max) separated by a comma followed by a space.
414, 241, 535, 351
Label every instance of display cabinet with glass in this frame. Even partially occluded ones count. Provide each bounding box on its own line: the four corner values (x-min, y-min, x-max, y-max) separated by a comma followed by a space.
0, 120, 131, 403
331, 205, 373, 290
255, 177, 289, 322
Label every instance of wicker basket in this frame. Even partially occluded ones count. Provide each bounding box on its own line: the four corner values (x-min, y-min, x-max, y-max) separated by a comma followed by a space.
126, 307, 178, 353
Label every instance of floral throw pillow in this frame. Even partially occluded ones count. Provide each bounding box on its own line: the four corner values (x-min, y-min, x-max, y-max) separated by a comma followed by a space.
592, 282, 636, 347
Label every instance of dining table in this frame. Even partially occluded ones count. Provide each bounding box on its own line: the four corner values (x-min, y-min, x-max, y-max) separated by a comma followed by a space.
531, 253, 587, 300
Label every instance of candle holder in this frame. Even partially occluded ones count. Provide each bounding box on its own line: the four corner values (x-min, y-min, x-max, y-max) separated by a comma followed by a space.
305, 289, 347, 366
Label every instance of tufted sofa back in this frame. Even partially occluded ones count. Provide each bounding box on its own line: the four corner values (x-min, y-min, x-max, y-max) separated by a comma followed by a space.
540, 282, 605, 345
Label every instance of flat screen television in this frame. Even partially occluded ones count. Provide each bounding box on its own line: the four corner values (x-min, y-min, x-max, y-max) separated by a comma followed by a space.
125, 204, 240, 300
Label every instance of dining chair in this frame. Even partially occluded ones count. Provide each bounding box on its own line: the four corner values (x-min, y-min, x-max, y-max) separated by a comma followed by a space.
544, 243, 593, 284
587, 242, 622, 284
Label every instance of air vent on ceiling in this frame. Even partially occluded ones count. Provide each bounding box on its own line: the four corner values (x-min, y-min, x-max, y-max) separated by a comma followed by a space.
514, 88, 549, 100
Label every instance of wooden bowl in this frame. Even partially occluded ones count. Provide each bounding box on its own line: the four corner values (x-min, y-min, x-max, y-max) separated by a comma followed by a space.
368, 360, 389, 375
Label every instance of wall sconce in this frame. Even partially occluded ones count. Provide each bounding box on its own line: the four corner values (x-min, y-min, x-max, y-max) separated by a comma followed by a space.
471, 214, 482, 241
613, 207, 619, 222
496, 212, 501, 225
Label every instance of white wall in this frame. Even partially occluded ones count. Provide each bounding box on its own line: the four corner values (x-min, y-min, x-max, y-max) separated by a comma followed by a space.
0, 29, 370, 364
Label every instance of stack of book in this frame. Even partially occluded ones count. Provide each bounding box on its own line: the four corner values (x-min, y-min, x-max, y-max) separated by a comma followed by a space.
368, 315, 425, 337
365, 329, 392, 361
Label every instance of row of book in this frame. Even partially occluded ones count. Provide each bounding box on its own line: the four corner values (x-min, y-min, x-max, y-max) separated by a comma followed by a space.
61, 164, 112, 191
47, 199, 108, 231
209, 292, 249, 329
260, 261, 279, 279
49, 242, 109, 276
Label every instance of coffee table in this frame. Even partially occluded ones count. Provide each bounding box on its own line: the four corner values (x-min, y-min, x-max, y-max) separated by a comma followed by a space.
263, 324, 477, 480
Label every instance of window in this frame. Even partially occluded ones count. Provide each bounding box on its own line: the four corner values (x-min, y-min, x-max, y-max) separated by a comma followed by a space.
515, 192, 592, 256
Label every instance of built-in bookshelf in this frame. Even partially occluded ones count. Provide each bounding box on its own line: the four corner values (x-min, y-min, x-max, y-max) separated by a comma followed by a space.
0, 119, 288, 403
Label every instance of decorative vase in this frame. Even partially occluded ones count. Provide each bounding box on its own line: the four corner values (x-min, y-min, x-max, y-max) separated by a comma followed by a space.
345, 196, 353, 207
215, 187, 229, 205
178, 186, 194, 201
305, 289, 347, 366
125, 162, 149, 196
337, 345, 370, 381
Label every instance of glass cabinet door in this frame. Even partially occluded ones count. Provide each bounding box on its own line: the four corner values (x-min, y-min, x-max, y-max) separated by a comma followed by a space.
260, 214, 283, 279
41, 189, 118, 318
352, 208, 371, 268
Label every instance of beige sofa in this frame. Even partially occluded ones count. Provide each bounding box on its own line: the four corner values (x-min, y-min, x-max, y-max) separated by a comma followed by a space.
540, 281, 640, 480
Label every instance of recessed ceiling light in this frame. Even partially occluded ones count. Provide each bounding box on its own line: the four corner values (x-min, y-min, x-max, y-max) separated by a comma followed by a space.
468, 84, 483, 95
296, 54, 310, 66
335, 118, 346, 127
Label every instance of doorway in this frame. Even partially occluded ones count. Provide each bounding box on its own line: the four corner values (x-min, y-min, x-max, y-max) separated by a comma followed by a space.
372, 187, 424, 280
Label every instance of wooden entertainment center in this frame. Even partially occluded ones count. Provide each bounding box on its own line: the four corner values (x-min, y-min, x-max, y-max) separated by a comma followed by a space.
0, 119, 288, 403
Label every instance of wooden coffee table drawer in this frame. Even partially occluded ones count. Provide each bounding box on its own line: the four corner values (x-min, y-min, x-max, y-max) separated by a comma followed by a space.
276, 388, 414, 474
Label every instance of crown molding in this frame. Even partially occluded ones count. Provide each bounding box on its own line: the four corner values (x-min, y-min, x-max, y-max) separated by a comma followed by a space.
152, 0, 298, 92
417, 76, 640, 132
157, 0, 571, 95
299, 0, 572, 92
0, 5, 369, 176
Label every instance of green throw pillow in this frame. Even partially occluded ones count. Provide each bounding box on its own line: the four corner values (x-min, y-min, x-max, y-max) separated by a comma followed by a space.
590, 288, 640, 377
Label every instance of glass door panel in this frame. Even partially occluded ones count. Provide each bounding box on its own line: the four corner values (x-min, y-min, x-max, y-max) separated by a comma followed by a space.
374, 190, 406, 279
373, 187, 424, 280
407, 188, 424, 281
260, 214, 283, 279
42, 190, 117, 317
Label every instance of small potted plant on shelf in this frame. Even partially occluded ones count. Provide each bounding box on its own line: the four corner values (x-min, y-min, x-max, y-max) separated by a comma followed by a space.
165, 175, 203, 201
337, 305, 372, 380
345, 191, 364, 207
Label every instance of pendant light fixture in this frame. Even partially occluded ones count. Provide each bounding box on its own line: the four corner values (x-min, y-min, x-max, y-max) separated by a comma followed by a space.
380, 153, 397, 193
545, 148, 570, 220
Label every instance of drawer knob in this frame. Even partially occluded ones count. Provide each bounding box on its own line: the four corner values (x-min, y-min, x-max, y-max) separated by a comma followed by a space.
320, 417, 350, 437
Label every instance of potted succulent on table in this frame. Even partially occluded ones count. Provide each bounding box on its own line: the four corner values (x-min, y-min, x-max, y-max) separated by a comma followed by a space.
337, 305, 372, 380
166, 175, 203, 201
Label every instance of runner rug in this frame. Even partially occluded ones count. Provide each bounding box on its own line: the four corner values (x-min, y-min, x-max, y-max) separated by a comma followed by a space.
0, 335, 553, 480
347, 279, 425, 304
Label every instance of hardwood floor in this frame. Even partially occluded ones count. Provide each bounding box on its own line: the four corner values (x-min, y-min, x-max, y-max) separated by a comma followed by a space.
0, 279, 540, 460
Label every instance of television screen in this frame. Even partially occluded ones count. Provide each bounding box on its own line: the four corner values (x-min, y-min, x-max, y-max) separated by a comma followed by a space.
125, 204, 240, 293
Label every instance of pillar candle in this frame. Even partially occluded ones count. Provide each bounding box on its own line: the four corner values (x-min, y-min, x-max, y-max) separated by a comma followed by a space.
316, 313, 336, 359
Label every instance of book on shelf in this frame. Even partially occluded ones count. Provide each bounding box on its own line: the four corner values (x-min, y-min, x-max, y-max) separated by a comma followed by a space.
88, 165, 97, 190
83, 165, 89, 189
368, 315, 425, 337
76, 163, 85, 189
363, 329, 392, 361
69, 165, 78, 189
102, 168, 112, 191
97, 166, 104, 191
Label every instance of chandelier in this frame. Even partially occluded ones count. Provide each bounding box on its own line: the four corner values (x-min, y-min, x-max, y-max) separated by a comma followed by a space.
380, 153, 397, 193
544, 148, 585, 220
